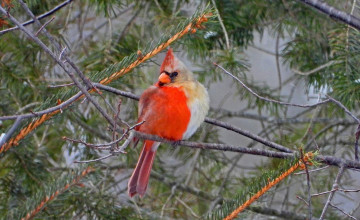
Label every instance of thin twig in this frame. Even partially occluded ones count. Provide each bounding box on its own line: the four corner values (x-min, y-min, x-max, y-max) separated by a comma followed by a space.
275, 32, 282, 91
116, 8, 140, 44
214, 63, 331, 108
75, 154, 114, 163
294, 165, 329, 175
326, 95, 360, 123
75, 121, 143, 149
319, 165, 346, 219
15, 102, 41, 114
329, 203, 358, 220
205, 117, 293, 153
292, 60, 343, 76
35, 16, 55, 36
355, 125, 360, 161
48, 82, 75, 88
59, 47, 67, 61
175, 196, 200, 218
311, 189, 337, 197
211, 0, 230, 49
0, 0, 73, 35
312, 188, 360, 197
301, 150, 312, 219
296, 195, 309, 206
112, 100, 122, 148
326, 94, 360, 160
63, 137, 114, 150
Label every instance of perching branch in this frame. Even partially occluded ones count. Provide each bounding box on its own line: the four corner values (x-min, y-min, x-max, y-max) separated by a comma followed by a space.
0, 9, 211, 155
95, 84, 294, 153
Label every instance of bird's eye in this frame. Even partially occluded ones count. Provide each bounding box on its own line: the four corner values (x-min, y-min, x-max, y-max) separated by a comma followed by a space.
170, 72, 178, 78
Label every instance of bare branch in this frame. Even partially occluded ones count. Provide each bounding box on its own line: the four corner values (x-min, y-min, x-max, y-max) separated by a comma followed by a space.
329, 203, 358, 220
319, 165, 346, 219
0, 92, 82, 121
205, 117, 293, 153
311, 188, 360, 197
93, 83, 140, 101
214, 63, 330, 108
0, 116, 23, 147
294, 165, 329, 175
0, 0, 73, 35
133, 130, 294, 159
211, 0, 230, 49
292, 60, 343, 76
48, 82, 75, 88
74, 154, 114, 163
1, 4, 116, 128
35, 16, 55, 36
326, 95, 360, 124
296, 195, 309, 206
297, 0, 360, 31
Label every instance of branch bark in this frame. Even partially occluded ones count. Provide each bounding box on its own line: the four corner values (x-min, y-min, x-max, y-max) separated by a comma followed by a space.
0, 0, 73, 35
297, 0, 360, 31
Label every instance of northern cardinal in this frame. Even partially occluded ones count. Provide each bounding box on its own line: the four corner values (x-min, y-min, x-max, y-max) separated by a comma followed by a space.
128, 48, 209, 197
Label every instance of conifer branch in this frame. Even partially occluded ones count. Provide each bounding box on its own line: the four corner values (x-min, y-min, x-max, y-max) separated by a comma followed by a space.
20, 166, 94, 220
0, 8, 212, 155
222, 153, 314, 220
297, 0, 360, 31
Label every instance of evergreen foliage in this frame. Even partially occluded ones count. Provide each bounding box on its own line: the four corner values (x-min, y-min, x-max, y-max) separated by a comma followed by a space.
1, 0, 360, 219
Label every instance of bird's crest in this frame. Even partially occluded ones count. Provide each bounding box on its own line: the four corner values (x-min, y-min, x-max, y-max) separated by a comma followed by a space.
160, 48, 179, 73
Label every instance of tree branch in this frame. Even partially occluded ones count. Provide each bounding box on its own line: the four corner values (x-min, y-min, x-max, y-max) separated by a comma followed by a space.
297, 0, 360, 31
0, 0, 73, 35
319, 165, 345, 219
214, 63, 331, 108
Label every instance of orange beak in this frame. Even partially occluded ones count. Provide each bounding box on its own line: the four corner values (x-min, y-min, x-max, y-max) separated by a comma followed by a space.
158, 72, 171, 85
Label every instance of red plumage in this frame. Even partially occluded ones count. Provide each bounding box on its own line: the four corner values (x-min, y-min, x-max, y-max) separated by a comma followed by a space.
128, 48, 209, 197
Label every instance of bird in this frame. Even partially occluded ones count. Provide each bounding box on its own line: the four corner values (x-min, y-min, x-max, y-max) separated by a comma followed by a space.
128, 48, 209, 197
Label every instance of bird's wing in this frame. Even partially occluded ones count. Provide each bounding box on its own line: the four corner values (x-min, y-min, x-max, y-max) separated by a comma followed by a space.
136, 86, 191, 142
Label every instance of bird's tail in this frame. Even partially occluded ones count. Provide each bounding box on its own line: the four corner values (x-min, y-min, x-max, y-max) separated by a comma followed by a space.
128, 140, 159, 197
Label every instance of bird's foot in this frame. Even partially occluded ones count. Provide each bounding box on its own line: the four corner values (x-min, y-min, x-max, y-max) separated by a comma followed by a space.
171, 140, 181, 147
